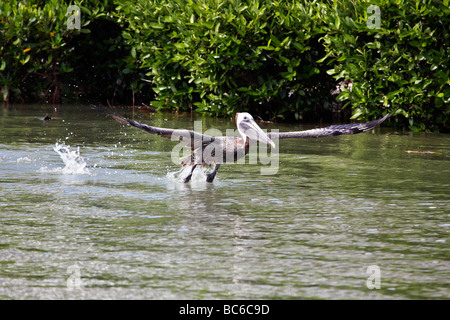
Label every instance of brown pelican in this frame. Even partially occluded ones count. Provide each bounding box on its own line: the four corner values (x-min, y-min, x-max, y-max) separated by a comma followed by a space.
91, 105, 391, 183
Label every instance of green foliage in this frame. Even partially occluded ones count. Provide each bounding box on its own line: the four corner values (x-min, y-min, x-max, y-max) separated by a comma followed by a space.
0, 0, 80, 103
115, 0, 333, 119
1, 0, 449, 131
322, 0, 450, 131
114, 0, 449, 130
0, 0, 138, 104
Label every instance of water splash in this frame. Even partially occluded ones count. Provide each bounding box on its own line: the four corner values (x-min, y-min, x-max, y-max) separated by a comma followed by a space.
16, 157, 33, 164
167, 165, 208, 183
39, 143, 91, 175
166, 165, 215, 191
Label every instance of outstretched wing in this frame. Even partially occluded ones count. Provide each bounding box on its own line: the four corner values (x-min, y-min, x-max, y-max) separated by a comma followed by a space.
268, 114, 392, 139
91, 105, 215, 150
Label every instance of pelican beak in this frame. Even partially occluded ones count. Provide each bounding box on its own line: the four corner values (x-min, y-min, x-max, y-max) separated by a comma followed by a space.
240, 118, 276, 148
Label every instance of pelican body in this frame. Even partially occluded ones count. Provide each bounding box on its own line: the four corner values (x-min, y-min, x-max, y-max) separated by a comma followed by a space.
92, 105, 391, 183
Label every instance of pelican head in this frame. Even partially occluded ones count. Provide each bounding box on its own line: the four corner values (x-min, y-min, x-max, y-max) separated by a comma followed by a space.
236, 113, 276, 148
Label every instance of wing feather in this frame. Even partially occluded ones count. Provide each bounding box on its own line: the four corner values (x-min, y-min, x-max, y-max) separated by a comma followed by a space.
268, 114, 392, 139
91, 105, 215, 150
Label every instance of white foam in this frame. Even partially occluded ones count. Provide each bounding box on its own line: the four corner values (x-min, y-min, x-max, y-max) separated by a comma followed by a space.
16, 157, 33, 163
166, 165, 208, 183
39, 143, 91, 175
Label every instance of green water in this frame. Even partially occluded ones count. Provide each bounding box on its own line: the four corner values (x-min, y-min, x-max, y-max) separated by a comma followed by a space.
0, 104, 448, 299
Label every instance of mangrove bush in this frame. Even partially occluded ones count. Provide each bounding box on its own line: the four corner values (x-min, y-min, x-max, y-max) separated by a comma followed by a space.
0, 0, 449, 131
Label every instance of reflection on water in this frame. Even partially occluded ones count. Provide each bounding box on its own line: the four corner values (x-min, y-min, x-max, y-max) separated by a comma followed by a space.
0, 104, 449, 299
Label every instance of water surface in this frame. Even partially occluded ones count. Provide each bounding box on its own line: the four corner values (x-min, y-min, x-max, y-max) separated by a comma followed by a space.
0, 104, 448, 299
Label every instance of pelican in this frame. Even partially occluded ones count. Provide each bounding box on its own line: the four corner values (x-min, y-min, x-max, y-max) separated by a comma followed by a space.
91, 105, 391, 183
